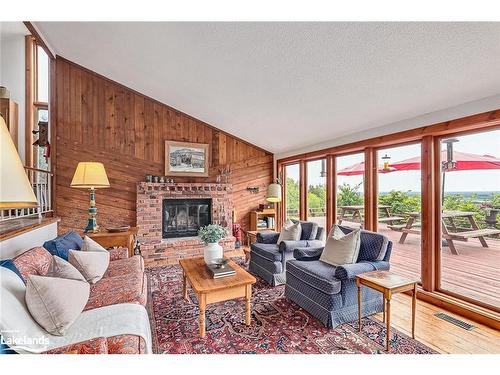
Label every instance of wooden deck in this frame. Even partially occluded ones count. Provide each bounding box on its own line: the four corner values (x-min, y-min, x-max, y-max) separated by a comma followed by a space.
379, 224, 500, 309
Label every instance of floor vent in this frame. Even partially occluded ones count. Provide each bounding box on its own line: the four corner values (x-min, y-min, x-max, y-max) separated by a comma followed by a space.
434, 312, 475, 330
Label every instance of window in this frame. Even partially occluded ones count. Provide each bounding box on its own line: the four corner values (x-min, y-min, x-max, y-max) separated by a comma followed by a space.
336, 153, 364, 228
26, 37, 50, 170
439, 129, 500, 309
277, 113, 500, 322
376, 143, 422, 282
36, 46, 49, 103
306, 159, 327, 229
284, 164, 300, 221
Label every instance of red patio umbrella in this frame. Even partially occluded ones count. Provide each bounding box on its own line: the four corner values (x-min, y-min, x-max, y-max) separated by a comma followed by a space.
337, 161, 395, 176
389, 150, 500, 171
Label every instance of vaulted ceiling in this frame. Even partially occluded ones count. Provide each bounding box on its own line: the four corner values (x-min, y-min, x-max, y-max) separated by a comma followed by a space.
35, 22, 500, 154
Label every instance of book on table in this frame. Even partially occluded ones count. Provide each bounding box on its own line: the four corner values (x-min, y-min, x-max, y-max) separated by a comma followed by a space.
206, 263, 236, 279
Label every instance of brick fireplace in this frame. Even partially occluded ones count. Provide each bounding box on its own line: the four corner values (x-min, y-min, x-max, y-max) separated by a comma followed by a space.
136, 182, 235, 267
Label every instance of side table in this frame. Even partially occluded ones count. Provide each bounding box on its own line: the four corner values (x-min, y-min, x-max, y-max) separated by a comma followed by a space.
85, 227, 138, 257
356, 270, 418, 351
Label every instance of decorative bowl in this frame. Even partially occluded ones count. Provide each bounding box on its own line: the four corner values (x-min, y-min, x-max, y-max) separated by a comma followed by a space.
209, 258, 229, 269
106, 225, 131, 233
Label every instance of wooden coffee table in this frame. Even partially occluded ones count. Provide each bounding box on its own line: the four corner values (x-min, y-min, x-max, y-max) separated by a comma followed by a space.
356, 270, 418, 351
179, 257, 256, 338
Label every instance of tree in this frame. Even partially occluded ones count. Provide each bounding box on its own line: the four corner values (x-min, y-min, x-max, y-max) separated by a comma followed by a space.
337, 182, 363, 207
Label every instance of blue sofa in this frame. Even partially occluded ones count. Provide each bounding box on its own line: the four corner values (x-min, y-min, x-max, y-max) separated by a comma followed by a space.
249, 220, 325, 286
284, 226, 392, 328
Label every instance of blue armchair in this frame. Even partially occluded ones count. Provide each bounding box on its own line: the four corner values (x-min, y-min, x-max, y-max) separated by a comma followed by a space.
285, 226, 392, 328
248, 220, 325, 286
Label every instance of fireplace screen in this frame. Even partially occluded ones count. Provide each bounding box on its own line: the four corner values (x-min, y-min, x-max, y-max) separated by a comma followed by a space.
162, 198, 212, 239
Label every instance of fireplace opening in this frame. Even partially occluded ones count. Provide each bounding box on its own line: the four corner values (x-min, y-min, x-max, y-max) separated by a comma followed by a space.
162, 198, 212, 239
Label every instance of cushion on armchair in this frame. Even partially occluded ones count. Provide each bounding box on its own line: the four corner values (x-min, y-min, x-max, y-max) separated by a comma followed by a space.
291, 220, 318, 240
250, 243, 283, 262
338, 226, 389, 261
286, 260, 341, 295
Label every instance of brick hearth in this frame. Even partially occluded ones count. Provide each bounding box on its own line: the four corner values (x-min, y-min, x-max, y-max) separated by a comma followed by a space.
137, 182, 235, 267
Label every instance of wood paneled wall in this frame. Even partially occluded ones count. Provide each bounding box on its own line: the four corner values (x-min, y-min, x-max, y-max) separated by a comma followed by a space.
54, 57, 273, 234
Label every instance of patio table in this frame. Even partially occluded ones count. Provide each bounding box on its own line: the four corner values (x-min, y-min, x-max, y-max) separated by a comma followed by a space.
338, 205, 404, 227
394, 211, 500, 255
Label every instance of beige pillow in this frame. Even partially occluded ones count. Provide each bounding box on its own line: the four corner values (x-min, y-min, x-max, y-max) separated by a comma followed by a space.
68, 250, 110, 284
81, 235, 108, 253
320, 225, 361, 266
47, 256, 87, 282
277, 219, 302, 244
25, 275, 90, 336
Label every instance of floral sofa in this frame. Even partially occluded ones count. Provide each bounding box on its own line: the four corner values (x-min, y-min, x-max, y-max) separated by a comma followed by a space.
10, 246, 148, 354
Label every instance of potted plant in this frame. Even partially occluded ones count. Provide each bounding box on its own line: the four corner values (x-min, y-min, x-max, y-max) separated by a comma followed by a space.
198, 224, 228, 264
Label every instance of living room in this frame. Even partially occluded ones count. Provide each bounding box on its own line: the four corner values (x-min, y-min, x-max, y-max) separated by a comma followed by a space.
1, 1, 499, 373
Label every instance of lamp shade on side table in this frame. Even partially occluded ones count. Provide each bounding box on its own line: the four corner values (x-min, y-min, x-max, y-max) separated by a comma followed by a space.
70, 162, 110, 233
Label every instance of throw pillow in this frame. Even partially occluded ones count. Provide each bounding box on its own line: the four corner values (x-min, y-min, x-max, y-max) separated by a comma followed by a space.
25, 274, 90, 336
81, 236, 108, 253
277, 219, 302, 244
68, 250, 109, 284
320, 225, 361, 266
47, 256, 87, 282
43, 231, 84, 261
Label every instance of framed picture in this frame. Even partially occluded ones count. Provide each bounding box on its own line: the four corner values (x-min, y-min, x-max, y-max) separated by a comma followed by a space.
165, 141, 210, 177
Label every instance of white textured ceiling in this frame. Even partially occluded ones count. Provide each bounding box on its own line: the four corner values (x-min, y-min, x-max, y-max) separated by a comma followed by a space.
35, 22, 500, 154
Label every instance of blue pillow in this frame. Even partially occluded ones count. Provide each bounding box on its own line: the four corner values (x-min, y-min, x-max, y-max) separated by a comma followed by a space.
43, 231, 83, 260
0, 259, 25, 284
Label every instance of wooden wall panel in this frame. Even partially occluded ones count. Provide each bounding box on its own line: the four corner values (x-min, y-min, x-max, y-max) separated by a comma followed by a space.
54, 57, 273, 234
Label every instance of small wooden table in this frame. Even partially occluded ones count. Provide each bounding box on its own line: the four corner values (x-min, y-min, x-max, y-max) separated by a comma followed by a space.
356, 270, 418, 351
179, 257, 256, 338
84, 227, 138, 257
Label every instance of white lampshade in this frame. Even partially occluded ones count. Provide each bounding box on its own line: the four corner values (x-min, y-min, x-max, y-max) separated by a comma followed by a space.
0, 116, 38, 208
70, 162, 110, 189
266, 183, 282, 203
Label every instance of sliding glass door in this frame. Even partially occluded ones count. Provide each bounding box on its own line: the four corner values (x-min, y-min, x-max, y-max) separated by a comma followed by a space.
306, 159, 327, 229
376, 143, 422, 282
438, 129, 500, 309
336, 153, 365, 228
284, 164, 300, 221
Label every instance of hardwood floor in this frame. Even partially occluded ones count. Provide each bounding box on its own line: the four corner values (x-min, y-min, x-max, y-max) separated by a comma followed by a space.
227, 248, 500, 354
374, 293, 500, 354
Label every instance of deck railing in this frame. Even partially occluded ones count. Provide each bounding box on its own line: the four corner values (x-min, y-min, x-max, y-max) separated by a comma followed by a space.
0, 166, 53, 221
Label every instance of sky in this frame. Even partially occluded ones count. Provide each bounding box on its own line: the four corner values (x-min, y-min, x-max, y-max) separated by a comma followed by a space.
286, 129, 500, 193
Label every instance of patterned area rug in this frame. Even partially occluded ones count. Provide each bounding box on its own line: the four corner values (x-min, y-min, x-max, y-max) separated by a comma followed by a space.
146, 262, 437, 354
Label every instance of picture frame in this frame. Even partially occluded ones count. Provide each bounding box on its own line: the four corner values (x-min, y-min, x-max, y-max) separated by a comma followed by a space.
165, 141, 210, 177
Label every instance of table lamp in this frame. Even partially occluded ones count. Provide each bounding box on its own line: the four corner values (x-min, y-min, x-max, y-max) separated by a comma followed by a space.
70, 162, 110, 233
0, 116, 38, 209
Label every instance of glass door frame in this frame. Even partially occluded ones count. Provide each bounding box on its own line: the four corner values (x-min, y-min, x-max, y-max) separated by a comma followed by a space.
434, 128, 500, 313
373, 140, 424, 285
